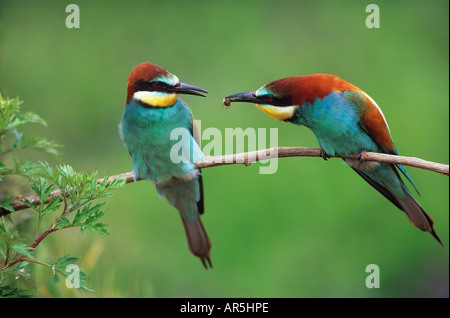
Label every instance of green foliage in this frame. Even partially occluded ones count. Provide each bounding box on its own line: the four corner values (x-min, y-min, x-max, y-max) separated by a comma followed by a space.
51, 255, 92, 292
0, 285, 31, 298
0, 94, 61, 159
0, 95, 125, 297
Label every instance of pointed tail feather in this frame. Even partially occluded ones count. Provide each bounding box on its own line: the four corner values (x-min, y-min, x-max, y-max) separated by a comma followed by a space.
397, 189, 443, 246
182, 217, 212, 268
350, 165, 442, 245
156, 177, 212, 268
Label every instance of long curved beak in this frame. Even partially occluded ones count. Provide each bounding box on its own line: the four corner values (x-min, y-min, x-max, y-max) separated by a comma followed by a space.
174, 82, 208, 97
223, 91, 258, 106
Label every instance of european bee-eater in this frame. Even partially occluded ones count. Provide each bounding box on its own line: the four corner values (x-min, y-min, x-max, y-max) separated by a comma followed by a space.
224, 74, 442, 244
119, 62, 212, 268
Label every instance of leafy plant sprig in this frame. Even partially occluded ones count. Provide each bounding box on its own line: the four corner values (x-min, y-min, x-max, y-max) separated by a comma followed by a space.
0, 95, 125, 296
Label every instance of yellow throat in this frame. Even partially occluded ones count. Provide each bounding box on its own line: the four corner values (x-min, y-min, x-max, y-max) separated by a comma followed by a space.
133, 91, 178, 107
255, 104, 297, 121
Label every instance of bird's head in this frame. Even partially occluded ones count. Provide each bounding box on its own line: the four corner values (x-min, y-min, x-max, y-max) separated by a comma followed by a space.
223, 77, 297, 121
126, 62, 207, 107
223, 74, 357, 121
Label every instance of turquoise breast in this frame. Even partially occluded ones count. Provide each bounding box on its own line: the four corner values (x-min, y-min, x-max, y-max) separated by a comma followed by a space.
120, 99, 202, 183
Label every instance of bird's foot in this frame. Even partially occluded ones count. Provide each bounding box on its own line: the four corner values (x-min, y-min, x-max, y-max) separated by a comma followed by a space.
320, 148, 331, 161
358, 150, 367, 163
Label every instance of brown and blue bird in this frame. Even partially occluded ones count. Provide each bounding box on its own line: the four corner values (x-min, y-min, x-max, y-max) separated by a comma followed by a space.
120, 62, 212, 268
224, 74, 442, 244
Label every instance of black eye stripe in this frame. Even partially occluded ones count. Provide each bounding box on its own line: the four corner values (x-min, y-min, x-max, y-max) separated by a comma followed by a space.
260, 94, 292, 107
133, 80, 172, 92
152, 81, 171, 89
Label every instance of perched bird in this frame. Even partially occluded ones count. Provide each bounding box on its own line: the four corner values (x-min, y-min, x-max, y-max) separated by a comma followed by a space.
119, 62, 212, 268
224, 74, 442, 244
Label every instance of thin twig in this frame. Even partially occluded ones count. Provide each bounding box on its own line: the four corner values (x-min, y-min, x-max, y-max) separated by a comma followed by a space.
0, 147, 448, 217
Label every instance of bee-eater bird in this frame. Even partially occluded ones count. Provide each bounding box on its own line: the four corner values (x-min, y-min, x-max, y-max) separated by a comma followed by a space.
224, 74, 442, 245
119, 62, 212, 268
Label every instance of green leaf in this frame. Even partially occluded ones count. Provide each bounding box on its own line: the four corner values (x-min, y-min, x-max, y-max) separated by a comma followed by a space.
52, 270, 60, 284
10, 244, 34, 259
52, 255, 80, 270
18, 197, 38, 210
0, 196, 15, 212
12, 159, 45, 177
55, 215, 70, 229
83, 207, 106, 227
0, 217, 13, 244
41, 196, 62, 216
51, 255, 93, 292
0, 161, 12, 175
6, 112, 47, 130
57, 165, 76, 181
36, 161, 54, 180
72, 202, 104, 224
72, 202, 109, 234
107, 176, 127, 190
0, 217, 10, 234
0, 285, 32, 298
0, 108, 46, 132
83, 222, 109, 235
4, 134, 62, 159
28, 177, 56, 214
34, 177, 55, 202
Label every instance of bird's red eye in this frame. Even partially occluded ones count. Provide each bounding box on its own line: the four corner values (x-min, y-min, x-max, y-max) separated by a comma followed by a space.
267, 96, 273, 102
154, 82, 161, 87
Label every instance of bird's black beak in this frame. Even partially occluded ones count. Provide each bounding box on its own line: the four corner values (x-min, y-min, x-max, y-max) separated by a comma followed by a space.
174, 82, 208, 97
223, 91, 258, 106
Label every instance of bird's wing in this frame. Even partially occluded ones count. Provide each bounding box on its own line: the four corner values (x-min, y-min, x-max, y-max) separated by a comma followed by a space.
344, 90, 395, 153
191, 115, 204, 215
344, 90, 419, 194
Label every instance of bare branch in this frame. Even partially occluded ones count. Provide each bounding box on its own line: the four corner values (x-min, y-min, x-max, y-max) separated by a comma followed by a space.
1, 147, 448, 217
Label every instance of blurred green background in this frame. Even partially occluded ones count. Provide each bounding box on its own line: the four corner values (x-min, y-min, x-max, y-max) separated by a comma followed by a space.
0, 0, 448, 297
